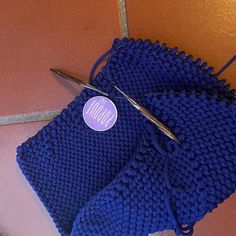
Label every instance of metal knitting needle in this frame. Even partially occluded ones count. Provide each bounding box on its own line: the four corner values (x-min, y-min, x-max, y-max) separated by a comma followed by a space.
50, 69, 179, 143
50, 68, 108, 96
113, 85, 180, 144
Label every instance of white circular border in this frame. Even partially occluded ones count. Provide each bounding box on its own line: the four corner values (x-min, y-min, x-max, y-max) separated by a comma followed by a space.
82, 96, 118, 131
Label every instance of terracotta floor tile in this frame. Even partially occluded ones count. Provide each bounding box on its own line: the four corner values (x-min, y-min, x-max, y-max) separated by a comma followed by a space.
194, 194, 236, 236
0, 0, 121, 116
126, 0, 236, 88
0, 121, 59, 236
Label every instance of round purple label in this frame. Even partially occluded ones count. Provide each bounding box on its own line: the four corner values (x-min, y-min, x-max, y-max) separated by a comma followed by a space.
82, 96, 118, 131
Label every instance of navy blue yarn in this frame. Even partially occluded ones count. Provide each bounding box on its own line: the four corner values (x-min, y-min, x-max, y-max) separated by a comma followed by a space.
146, 123, 194, 236
88, 48, 112, 84
214, 54, 236, 77
16, 38, 236, 236
69, 94, 236, 236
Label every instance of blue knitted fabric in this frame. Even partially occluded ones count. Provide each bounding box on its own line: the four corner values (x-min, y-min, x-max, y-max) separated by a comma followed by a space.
69, 94, 236, 236
17, 38, 236, 236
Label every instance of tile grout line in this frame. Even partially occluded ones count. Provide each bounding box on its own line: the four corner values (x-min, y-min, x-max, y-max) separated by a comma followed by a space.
118, 0, 129, 37
0, 111, 61, 126
1, 2, 129, 127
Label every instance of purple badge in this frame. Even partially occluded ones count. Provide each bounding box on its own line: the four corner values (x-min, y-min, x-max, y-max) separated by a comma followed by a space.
83, 96, 118, 131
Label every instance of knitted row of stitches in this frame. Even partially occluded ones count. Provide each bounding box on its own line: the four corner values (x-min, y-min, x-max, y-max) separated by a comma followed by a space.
70, 92, 236, 236
17, 37, 235, 236
107, 38, 235, 102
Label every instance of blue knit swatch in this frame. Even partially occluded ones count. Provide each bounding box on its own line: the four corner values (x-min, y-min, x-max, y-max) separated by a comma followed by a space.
17, 38, 236, 236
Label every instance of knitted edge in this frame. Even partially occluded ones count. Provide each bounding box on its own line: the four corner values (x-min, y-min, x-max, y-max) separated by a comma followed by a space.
111, 37, 236, 98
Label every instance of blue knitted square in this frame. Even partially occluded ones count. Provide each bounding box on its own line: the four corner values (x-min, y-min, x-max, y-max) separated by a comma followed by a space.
17, 38, 236, 236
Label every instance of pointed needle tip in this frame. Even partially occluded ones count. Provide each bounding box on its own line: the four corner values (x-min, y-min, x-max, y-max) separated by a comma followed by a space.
49, 68, 68, 80
173, 136, 180, 144
49, 68, 60, 74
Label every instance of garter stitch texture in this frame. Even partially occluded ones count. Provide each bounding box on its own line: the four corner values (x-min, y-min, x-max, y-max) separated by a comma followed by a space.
17, 38, 236, 236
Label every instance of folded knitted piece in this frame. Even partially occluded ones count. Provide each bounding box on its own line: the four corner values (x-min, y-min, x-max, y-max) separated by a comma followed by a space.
17, 38, 235, 235
69, 92, 236, 236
